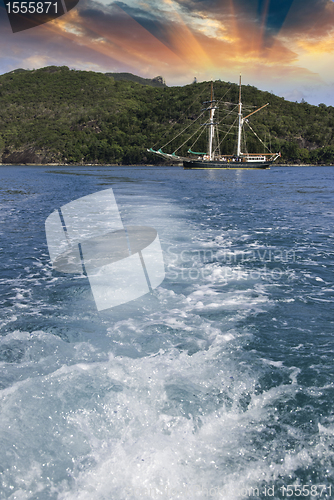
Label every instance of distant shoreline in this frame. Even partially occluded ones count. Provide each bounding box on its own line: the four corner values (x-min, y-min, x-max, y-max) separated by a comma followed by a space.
1, 163, 334, 167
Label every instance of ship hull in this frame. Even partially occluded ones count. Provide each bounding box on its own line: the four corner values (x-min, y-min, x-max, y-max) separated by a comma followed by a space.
183, 159, 270, 169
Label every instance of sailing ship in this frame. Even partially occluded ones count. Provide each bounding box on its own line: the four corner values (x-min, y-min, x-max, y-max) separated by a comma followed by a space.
148, 76, 281, 169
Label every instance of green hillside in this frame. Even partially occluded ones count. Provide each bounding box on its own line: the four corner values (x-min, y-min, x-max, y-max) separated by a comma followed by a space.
0, 65, 333, 165
105, 73, 166, 87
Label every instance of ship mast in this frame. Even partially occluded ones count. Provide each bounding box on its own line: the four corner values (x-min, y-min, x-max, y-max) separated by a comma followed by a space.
236, 75, 269, 157
208, 82, 215, 160
237, 74, 242, 157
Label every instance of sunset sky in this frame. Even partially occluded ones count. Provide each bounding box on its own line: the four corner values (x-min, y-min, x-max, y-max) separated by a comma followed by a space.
2, 0, 334, 105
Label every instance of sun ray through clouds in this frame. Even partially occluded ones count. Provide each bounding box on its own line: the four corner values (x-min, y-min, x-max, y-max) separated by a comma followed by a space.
2, 0, 334, 104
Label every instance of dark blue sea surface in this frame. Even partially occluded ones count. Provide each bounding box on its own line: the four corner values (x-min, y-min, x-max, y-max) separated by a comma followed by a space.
0, 165, 333, 499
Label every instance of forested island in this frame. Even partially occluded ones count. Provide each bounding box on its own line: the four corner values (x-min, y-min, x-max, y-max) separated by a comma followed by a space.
0, 65, 334, 166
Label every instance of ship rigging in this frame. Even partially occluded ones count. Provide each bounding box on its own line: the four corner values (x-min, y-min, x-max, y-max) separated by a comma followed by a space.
148, 76, 281, 169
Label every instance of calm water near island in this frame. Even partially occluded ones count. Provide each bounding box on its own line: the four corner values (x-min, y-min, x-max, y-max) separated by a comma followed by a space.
0, 165, 334, 499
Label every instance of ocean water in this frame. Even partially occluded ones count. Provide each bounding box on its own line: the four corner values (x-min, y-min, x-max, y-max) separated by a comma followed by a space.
0, 165, 333, 500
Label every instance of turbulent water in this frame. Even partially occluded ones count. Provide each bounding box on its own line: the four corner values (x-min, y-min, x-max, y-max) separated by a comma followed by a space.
0, 165, 334, 500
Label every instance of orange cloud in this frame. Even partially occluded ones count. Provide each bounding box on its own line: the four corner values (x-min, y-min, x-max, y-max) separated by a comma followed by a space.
2, 0, 334, 105
44, 4, 189, 76
38, 0, 322, 89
